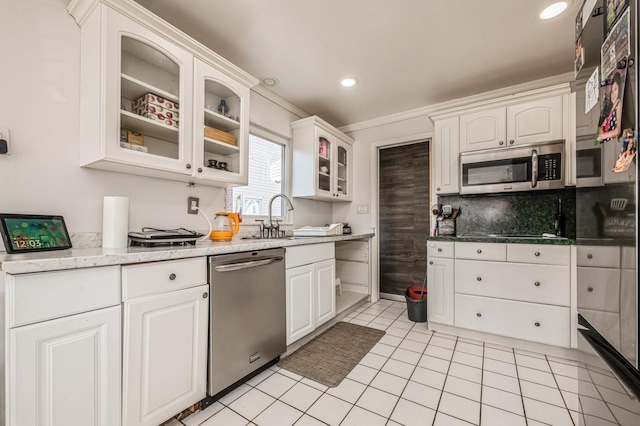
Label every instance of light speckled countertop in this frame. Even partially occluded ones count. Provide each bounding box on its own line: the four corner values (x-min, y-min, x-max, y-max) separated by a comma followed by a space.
0, 233, 374, 274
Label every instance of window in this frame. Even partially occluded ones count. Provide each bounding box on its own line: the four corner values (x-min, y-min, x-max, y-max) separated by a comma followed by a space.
227, 132, 289, 221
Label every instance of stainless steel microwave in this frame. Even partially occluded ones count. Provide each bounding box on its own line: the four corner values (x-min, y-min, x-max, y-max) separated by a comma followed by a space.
460, 141, 565, 194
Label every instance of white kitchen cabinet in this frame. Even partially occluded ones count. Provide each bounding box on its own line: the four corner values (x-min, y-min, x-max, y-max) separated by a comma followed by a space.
285, 243, 336, 344
453, 242, 571, 347
426, 241, 455, 326
67, 0, 257, 187
4, 267, 121, 426
433, 116, 460, 194
122, 258, 208, 426
459, 95, 564, 152
577, 245, 636, 362
291, 116, 354, 202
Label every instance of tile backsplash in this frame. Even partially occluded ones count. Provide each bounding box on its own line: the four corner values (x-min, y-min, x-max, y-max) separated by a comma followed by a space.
438, 189, 576, 238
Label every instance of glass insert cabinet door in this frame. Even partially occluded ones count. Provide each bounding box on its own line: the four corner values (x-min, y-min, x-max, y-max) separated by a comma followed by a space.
336, 145, 348, 197
317, 136, 331, 193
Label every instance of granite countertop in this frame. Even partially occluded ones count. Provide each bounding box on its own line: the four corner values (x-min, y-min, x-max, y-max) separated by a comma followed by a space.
428, 235, 575, 245
428, 235, 635, 247
0, 233, 374, 275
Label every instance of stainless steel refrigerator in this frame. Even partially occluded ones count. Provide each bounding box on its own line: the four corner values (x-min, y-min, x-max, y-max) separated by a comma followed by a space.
574, 0, 640, 423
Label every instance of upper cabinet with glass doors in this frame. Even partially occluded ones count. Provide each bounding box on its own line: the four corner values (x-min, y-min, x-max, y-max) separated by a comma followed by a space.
291, 116, 354, 202
67, 0, 257, 187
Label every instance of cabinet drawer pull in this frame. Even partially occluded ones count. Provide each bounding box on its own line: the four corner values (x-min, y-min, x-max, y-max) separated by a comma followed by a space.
186, 163, 192, 169
476, 313, 482, 317
534, 252, 540, 257
587, 254, 593, 259
429, 261, 434, 265
437, 248, 443, 252
197, 167, 203, 173
477, 249, 482, 254
169, 273, 177, 280
203, 292, 208, 299
436, 187, 441, 191
534, 282, 540, 287
535, 322, 540, 327
476, 276, 482, 282
509, 140, 515, 144
588, 287, 594, 292
499, 141, 504, 146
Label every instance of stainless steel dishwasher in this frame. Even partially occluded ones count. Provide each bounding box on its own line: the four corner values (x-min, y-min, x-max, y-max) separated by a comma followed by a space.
208, 248, 286, 396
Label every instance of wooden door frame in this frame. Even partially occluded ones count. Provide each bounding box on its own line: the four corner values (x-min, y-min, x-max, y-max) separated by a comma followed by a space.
369, 132, 433, 302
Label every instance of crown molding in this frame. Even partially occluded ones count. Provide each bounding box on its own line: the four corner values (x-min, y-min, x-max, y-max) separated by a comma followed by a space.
339, 72, 575, 133
251, 85, 310, 120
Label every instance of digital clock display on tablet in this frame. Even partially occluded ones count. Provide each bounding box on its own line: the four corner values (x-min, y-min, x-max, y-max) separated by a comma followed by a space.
0, 214, 72, 254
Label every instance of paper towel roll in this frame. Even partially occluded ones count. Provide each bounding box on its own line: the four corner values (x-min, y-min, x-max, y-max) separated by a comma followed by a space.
102, 196, 129, 248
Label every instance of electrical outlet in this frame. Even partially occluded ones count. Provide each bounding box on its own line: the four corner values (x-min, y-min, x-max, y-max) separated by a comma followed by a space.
188, 197, 199, 214
0, 127, 10, 155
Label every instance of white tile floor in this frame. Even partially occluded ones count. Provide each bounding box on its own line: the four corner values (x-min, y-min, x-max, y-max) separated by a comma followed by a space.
169, 299, 640, 426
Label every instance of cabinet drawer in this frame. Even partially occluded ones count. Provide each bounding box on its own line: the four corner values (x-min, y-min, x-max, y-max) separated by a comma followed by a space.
577, 246, 620, 268
455, 294, 570, 347
577, 266, 620, 312
455, 260, 569, 306
427, 241, 454, 258
286, 243, 334, 269
7, 266, 120, 328
455, 242, 506, 261
122, 257, 207, 300
507, 244, 570, 265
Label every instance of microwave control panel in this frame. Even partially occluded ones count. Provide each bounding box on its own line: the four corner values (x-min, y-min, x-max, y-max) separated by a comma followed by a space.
538, 153, 562, 180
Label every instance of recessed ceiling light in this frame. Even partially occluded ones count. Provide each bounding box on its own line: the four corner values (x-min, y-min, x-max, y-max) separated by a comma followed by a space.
340, 77, 358, 87
539, 1, 569, 19
262, 77, 278, 87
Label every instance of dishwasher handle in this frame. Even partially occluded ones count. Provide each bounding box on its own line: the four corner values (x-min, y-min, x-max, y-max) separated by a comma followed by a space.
213, 256, 284, 272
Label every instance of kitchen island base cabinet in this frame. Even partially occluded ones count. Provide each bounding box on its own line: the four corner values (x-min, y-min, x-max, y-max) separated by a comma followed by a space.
8, 307, 121, 426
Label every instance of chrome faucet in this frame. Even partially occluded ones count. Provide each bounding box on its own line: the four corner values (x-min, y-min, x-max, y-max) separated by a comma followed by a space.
267, 194, 295, 238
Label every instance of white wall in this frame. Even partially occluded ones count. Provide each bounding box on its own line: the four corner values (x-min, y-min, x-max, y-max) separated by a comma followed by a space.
0, 0, 332, 249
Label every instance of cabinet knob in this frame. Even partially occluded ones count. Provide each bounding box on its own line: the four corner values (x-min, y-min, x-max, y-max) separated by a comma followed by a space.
169, 273, 176, 280
437, 248, 443, 252
476, 276, 482, 282
499, 141, 504, 145
535, 322, 541, 327
198, 167, 203, 173
588, 287, 594, 292
476, 313, 482, 317
587, 254, 593, 259
534, 281, 540, 287
509, 140, 515, 144
186, 163, 192, 169
203, 292, 208, 299
429, 261, 434, 265
437, 187, 441, 191
477, 249, 482, 254
534, 252, 540, 257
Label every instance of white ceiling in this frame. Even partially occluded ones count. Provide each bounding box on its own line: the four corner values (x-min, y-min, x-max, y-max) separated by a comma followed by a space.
134, 0, 582, 127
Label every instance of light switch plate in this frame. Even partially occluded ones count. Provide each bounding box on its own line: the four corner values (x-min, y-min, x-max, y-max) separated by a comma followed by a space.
356, 204, 369, 214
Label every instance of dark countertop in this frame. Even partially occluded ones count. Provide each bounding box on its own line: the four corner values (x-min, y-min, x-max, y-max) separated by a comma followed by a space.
427, 235, 574, 245
428, 235, 635, 246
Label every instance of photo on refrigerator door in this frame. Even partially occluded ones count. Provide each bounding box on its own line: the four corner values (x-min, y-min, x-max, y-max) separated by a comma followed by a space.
605, 0, 629, 35
595, 66, 627, 144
